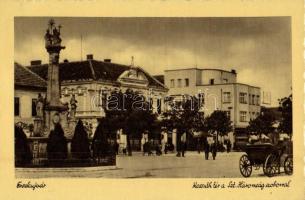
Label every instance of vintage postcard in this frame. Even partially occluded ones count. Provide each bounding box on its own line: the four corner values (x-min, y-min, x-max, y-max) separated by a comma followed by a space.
0, 0, 303, 200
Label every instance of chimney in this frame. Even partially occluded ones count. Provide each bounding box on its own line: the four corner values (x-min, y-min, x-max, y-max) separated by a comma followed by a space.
231, 69, 236, 74
86, 54, 93, 60
104, 59, 111, 63
30, 60, 42, 66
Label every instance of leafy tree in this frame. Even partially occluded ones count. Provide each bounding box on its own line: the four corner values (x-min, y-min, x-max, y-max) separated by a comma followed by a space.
104, 89, 157, 156
47, 123, 68, 161
161, 96, 205, 151
278, 94, 292, 135
247, 107, 276, 138
15, 125, 32, 166
205, 110, 232, 145
71, 120, 91, 159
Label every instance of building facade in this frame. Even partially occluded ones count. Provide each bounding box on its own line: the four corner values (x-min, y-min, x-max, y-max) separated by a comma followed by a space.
17, 55, 168, 135
164, 68, 261, 146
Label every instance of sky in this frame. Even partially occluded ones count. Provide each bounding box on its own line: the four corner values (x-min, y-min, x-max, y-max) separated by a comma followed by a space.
15, 17, 291, 107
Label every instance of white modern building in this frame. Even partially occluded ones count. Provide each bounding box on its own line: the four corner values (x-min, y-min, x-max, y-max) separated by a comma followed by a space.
164, 68, 261, 146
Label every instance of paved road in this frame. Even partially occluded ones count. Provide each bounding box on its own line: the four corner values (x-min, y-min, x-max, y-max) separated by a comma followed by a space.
16, 152, 290, 178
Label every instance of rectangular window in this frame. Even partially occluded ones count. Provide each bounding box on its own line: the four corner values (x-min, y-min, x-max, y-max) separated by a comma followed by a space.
249, 94, 252, 105
223, 78, 228, 83
223, 92, 231, 103
185, 78, 189, 87
198, 93, 205, 108
177, 79, 182, 87
32, 98, 37, 116
150, 98, 154, 110
14, 97, 20, 116
77, 87, 84, 96
240, 111, 247, 122
239, 92, 247, 104
170, 79, 175, 88
210, 79, 214, 85
101, 90, 107, 108
157, 99, 162, 114
252, 94, 255, 105
256, 95, 260, 105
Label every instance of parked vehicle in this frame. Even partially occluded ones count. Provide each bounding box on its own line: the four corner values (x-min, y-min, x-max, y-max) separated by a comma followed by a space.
239, 141, 293, 177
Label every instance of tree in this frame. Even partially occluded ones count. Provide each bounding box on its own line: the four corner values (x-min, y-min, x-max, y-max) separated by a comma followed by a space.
47, 123, 68, 162
71, 120, 90, 160
161, 96, 205, 151
104, 89, 157, 156
205, 110, 232, 145
92, 119, 111, 159
247, 107, 276, 138
15, 125, 32, 166
278, 94, 292, 135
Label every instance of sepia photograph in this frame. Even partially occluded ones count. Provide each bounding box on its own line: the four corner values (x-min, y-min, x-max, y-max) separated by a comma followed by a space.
14, 17, 293, 179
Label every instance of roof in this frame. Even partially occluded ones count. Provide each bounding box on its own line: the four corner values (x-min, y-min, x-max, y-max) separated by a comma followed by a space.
165, 67, 237, 74
27, 60, 167, 90
153, 75, 164, 84
195, 82, 260, 89
14, 62, 47, 89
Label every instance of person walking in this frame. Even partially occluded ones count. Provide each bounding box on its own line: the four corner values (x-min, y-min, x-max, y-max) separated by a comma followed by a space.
226, 140, 231, 153
211, 142, 217, 160
197, 137, 201, 154
160, 127, 168, 154
148, 139, 154, 156
180, 131, 187, 157
155, 142, 162, 156
141, 133, 146, 155
204, 138, 210, 160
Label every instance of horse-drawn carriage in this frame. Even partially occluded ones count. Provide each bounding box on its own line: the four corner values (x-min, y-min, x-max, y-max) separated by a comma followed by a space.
239, 142, 293, 177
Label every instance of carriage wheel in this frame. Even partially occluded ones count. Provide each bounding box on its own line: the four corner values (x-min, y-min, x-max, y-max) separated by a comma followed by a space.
284, 155, 293, 175
239, 154, 252, 177
264, 154, 280, 177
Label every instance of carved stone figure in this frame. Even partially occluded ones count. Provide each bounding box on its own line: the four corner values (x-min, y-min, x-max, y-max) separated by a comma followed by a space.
44, 19, 64, 49
70, 94, 78, 119
36, 93, 44, 118
44, 29, 51, 47
52, 27, 62, 46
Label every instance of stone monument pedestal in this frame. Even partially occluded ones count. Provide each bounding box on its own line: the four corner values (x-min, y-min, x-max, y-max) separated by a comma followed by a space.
33, 117, 44, 137
68, 118, 77, 132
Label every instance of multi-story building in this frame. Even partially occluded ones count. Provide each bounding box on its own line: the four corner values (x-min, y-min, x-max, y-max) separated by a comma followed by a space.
15, 55, 168, 135
164, 68, 261, 146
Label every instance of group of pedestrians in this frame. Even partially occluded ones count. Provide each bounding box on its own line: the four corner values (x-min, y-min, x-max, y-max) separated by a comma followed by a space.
143, 139, 158, 156
203, 138, 232, 160
120, 128, 233, 159
204, 140, 217, 160
142, 139, 173, 156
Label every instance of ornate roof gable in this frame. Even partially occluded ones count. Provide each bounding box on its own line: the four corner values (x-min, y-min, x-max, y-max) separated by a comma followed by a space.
117, 67, 149, 87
